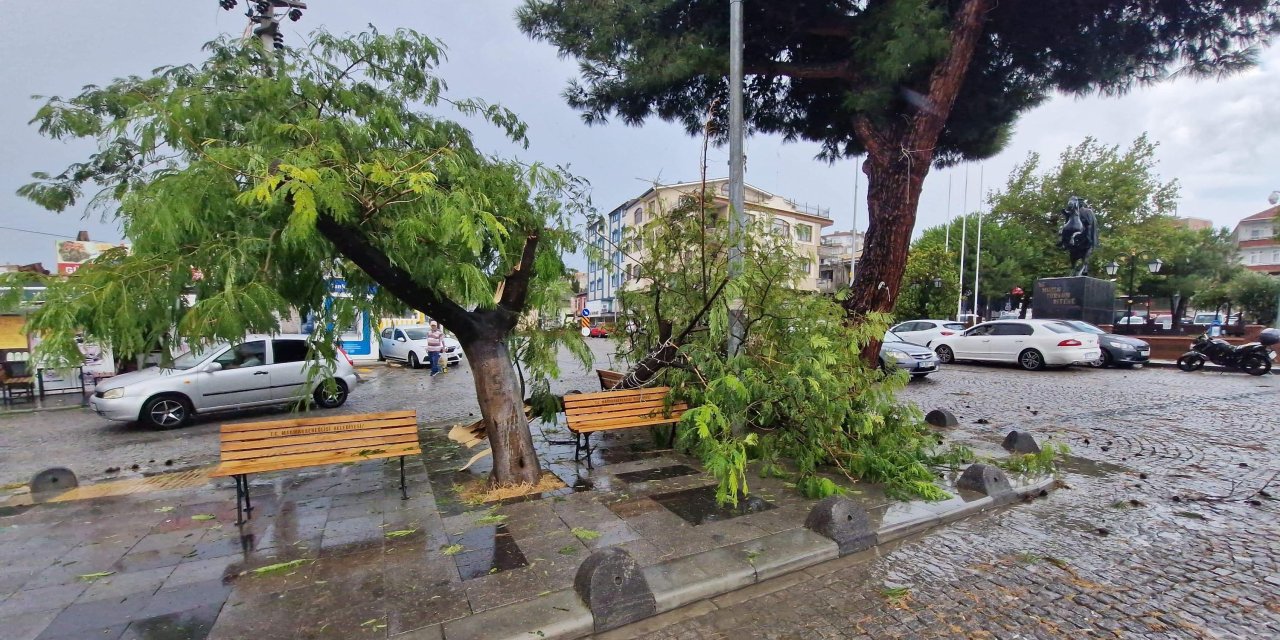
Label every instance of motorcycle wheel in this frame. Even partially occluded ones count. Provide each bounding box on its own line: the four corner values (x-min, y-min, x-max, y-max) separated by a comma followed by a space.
1177, 354, 1205, 372
1241, 354, 1272, 376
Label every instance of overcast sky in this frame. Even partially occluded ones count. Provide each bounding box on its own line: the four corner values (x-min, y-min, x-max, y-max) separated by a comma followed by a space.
2, 0, 1278, 269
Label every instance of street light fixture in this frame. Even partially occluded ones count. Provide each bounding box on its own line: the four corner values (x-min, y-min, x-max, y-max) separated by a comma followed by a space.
932, 277, 942, 288
1109, 252, 1161, 327
1104, 260, 1120, 277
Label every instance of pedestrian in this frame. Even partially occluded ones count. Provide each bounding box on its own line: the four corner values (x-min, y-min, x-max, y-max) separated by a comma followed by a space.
426, 321, 445, 377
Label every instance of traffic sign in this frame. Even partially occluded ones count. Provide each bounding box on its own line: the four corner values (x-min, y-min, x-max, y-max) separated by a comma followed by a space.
580, 327, 591, 337
581, 308, 591, 317
580, 317, 590, 329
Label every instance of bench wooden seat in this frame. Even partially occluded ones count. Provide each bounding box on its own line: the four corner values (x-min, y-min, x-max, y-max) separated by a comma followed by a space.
596, 369, 625, 391
211, 410, 421, 523
563, 387, 686, 467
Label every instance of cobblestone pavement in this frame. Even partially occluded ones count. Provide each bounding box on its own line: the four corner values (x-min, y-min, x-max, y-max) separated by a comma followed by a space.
0, 339, 623, 487
618, 363, 1280, 639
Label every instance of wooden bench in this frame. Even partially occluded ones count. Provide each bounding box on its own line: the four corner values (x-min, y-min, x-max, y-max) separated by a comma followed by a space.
596, 369, 625, 391
563, 387, 686, 467
210, 410, 421, 524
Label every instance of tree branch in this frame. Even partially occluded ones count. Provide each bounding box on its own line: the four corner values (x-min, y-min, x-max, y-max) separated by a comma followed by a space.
910, 0, 994, 148
314, 212, 475, 339
745, 61, 857, 81
497, 232, 541, 315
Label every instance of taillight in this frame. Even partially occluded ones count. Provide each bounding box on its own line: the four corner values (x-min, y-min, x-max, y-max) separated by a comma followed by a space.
940, 331, 954, 336
1058, 339, 1082, 347
337, 346, 355, 367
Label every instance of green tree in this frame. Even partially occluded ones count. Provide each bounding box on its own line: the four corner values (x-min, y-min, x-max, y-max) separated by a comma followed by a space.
7, 30, 591, 487
892, 235, 957, 321
1227, 271, 1280, 325
518, 0, 1278, 333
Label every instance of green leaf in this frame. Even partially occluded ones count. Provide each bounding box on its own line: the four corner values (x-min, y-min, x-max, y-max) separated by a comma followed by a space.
77, 571, 115, 581
250, 559, 309, 576
190, 514, 216, 521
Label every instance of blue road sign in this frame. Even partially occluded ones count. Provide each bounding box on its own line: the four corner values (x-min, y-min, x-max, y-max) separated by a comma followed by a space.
581, 308, 591, 317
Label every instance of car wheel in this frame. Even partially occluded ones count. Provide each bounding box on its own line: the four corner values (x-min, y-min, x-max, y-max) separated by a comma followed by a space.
1242, 354, 1272, 376
1090, 350, 1112, 368
377, 350, 385, 362
140, 394, 192, 429
313, 379, 349, 409
408, 352, 421, 370
1177, 354, 1205, 372
935, 345, 954, 364
1018, 349, 1046, 371
911, 373, 930, 379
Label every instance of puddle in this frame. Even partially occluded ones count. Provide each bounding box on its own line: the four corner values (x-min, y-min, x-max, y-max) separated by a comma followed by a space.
651, 485, 775, 525
1059, 455, 1130, 478
450, 523, 529, 580
616, 464, 701, 483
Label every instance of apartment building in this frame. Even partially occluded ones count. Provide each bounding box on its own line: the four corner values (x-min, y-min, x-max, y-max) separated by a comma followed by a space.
817, 230, 864, 293
1232, 206, 1280, 275
585, 179, 835, 317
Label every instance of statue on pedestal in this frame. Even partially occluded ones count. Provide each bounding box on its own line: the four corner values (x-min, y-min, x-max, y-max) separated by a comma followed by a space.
1057, 196, 1098, 277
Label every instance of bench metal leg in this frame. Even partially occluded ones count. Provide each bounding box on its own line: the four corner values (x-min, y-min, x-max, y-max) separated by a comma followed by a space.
243, 475, 253, 515
233, 475, 245, 526
667, 424, 678, 449
399, 456, 408, 500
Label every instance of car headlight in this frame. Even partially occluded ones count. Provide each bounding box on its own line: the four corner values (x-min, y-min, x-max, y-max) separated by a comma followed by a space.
886, 349, 911, 362
1109, 341, 1136, 351
101, 388, 125, 399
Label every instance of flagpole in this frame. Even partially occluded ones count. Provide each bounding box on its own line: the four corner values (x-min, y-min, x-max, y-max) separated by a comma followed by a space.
956, 166, 969, 322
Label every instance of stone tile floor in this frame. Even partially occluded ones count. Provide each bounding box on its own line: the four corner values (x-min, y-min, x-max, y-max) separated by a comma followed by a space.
2, 409, 975, 640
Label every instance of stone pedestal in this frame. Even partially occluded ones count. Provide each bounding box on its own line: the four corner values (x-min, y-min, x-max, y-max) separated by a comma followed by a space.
1032, 276, 1115, 325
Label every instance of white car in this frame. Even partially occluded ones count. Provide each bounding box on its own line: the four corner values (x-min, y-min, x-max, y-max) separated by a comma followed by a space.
888, 319, 968, 347
378, 325, 463, 369
89, 335, 358, 429
931, 320, 1101, 371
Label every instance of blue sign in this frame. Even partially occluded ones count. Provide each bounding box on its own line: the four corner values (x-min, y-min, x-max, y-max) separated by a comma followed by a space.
581, 308, 591, 318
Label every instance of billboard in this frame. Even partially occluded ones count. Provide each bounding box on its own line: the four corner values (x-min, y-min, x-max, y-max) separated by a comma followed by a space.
55, 240, 129, 275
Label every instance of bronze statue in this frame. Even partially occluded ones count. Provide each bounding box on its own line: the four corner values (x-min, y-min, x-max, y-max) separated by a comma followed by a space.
1057, 196, 1097, 277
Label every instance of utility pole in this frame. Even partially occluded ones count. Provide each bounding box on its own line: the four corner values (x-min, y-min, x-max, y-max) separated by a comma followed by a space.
972, 165, 984, 321
726, 0, 746, 361
851, 157, 860, 286
956, 167, 969, 322
219, 1, 307, 64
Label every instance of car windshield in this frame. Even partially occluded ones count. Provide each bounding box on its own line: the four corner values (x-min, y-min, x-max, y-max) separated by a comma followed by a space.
1066, 321, 1104, 335
944, 323, 965, 331
170, 344, 223, 370
404, 328, 430, 340
1043, 322, 1077, 334
884, 331, 906, 344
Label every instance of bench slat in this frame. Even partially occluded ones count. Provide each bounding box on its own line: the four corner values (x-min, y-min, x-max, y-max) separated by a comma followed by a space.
566, 404, 687, 423
564, 398, 675, 416
570, 409, 685, 430
221, 418, 417, 443
220, 410, 416, 434
221, 425, 420, 451
568, 416, 682, 434
564, 389, 671, 409
220, 433, 420, 461
211, 443, 421, 477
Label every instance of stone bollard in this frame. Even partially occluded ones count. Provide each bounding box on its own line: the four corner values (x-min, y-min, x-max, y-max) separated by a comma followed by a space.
803, 496, 876, 556
574, 547, 656, 632
925, 409, 959, 428
956, 463, 1014, 504
29, 467, 78, 501
1001, 430, 1041, 454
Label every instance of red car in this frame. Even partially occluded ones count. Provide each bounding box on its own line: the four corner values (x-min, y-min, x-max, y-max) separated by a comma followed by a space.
589, 326, 609, 338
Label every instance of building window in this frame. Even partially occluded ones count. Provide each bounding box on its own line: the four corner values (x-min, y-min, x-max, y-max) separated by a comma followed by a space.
646, 200, 656, 216
771, 219, 791, 237
1250, 253, 1259, 264
1251, 229, 1262, 239
795, 224, 812, 242
1272, 251, 1279, 263
634, 208, 643, 225
801, 260, 812, 274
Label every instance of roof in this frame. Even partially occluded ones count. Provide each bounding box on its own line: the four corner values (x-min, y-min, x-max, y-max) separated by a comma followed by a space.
1236, 206, 1280, 226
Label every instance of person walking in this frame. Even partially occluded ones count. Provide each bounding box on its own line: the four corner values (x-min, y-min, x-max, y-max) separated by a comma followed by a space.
426, 321, 445, 377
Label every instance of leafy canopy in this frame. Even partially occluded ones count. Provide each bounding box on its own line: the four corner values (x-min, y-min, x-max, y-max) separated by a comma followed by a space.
7, 29, 588, 368
519, 0, 1280, 164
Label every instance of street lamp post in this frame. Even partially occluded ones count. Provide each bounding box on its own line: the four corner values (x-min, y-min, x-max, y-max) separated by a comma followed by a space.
1105, 254, 1162, 328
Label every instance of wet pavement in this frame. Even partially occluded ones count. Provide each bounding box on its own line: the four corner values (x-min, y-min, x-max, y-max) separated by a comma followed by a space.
622, 363, 1280, 639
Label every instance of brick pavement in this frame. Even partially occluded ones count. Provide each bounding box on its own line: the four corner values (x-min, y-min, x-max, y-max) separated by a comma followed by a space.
621, 363, 1280, 639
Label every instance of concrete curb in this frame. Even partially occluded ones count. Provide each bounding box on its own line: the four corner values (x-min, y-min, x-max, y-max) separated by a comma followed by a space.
428, 474, 1060, 640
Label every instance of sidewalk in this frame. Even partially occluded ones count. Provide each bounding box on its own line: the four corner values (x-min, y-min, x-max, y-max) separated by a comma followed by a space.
0, 416, 1054, 640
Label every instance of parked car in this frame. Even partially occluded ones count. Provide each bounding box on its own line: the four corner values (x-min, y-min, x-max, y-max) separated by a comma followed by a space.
887, 319, 967, 347
378, 325, 463, 368
1192, 313, 1240, 326
880, 331, 941, 378
589, 325, 609, 338
89, 335, 358, 429
1056, 320, 1150, 367
932, 320, 1101, 371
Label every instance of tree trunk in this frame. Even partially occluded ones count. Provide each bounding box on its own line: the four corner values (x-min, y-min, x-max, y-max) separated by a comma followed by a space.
463, 335, 542, 486
844, 150, 931, 359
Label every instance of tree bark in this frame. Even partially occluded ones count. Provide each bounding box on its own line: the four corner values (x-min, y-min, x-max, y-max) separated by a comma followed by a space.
844, 0, 993, 361
463, 328, 542, 486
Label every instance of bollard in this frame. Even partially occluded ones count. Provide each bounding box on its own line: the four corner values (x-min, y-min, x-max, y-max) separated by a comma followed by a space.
925, 409, 959, 428
1001, 430, 1041, 454
803, 496, 876, 556
30, 467, 78, 500
956, 463, 1014, 504
574, 547, 656, 632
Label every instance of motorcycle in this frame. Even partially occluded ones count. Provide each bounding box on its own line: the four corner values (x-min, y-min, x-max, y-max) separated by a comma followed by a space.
1176, 329, 1279, 376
